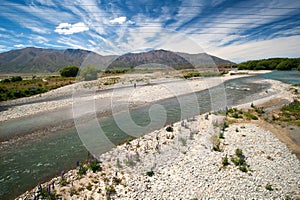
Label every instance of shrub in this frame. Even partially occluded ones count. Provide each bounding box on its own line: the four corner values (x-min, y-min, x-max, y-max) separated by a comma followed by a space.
222, 122, 229, 130
105, 185, 116, 195
265, 184, 273, 191
112, 177, 122, 185
89, 159, 102, 173
59, 177, 68, 186
222, 156, 230, 166
245, 113, 258, 120
235, 148, 243, 157
231, 157, 246, 166
219, 132, 225, 139
146, 171, 154, 177
60, 66, 79, 77
11, 76, 22, 82
126, 137, 134, 145
77, 165, 88, 175
86, 184, 93, 191
239, 165, 248, 172
166, 126, 173, 132
213, 144, 221, 152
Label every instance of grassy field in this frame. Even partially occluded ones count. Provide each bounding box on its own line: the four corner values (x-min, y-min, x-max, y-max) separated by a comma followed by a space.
0, 75, 75, 101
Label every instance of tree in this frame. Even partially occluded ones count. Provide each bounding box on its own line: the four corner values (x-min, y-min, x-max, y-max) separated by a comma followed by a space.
11, 76, 23, 82
79, 65, 99, 81
60, 66, 79, 77
276, 60, 297, 70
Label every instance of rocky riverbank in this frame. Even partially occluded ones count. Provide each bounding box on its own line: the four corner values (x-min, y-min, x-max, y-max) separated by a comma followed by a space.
17, 112, 300, 199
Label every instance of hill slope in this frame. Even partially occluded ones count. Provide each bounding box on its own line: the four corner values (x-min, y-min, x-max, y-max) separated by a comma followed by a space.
0, 47, 116, 73
108, 49, 234, 70
0, 47, 234, 73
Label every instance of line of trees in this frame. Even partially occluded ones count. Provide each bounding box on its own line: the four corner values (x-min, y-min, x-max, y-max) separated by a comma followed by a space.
237, 58, 300, 71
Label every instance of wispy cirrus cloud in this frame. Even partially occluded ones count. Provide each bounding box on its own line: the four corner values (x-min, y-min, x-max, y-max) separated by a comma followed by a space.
0, 0, 299, 62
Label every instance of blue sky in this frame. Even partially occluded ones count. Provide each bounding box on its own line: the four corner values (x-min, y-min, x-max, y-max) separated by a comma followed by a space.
0, 0, 300, 62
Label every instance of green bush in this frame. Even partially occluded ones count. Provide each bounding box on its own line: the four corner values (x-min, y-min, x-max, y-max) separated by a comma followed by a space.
59, 177, 68, 186
11, 76, 22, 82
77, 165, 88, 176
89, 159, 102, 173
265, 184, 273, 191
231, 157, 246, 166
213, 144, 221, 152
235, 148, 243, 157
239, 165, 248, 172
146, 171, 154, 177
222, 156, 230, 166
60, 66, 79, 77
245, 113, 258, 120
166, 126, 173, 132
219, 132, 225, 139
106, 185, 116, 195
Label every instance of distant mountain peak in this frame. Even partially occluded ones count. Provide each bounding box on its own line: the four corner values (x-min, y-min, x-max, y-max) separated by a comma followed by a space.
0, 47, 234, 73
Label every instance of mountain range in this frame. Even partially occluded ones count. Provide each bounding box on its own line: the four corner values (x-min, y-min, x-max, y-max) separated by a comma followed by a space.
0, 47, 235, 73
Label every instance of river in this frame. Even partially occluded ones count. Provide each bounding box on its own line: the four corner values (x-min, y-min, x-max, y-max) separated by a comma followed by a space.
0, 71, 299, 200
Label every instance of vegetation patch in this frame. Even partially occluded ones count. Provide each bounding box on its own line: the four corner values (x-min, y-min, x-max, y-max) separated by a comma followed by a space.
166, 126, 174, 132
278, 100, 300, 126
237, 58, 300, 71
146, 171, 155, 177
0, 76, 75, 101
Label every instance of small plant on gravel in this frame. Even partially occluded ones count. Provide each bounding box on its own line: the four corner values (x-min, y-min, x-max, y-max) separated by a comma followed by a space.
86, 183, 93, 191
112, 177, 122, 185
126, 137, 134, 145
219, 132, 225, 139
230, 148, 250, 172
105, 185, 117, 195
213, 144, 221, 152
254, 107, 265, 114
239, 165, 248, 172
235, 148, 243, 157
166, 126, 173, 132
146, 171, 155, 177
211, 135, 221, 152
59, 177, 68, 186
231, 157, 246, 166
245, 112, 258, 120
37, 187, 58, 199
265, 184, 274, 191
222, 122, 229, 131
77, 164, 88, 176
89, 159, 102, 173
222, 156, 230, 166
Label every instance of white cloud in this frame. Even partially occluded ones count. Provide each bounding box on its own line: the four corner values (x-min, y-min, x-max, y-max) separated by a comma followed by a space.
109, 16, 127, 24
14, 44, 25, 48
54, 22, 89, 35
